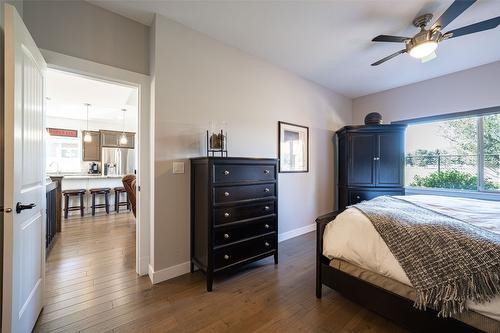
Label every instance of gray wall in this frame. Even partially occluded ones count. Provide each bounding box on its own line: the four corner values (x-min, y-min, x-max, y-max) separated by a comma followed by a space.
352, 61, 500, 124
23, 0, 149, 75
1, 0, 23, 322
150, 15, 352, 273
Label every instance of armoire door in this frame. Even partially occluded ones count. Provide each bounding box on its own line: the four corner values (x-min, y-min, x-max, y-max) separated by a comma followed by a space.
376, 132, 404, 186
348, 134, 376, 186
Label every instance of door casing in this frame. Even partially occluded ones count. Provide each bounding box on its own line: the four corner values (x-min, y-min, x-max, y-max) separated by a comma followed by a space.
41, 49, 152, 277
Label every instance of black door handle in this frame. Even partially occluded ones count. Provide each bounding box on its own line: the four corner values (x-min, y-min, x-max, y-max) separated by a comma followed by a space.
16, 202, 36, 214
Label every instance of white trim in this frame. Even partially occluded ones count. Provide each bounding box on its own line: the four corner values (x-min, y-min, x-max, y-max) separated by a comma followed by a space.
405, 187, 500, 201
147, 223, 317, 284
148, 264, 154, 283
278, 223, 316, 242
477, 117, 485, 191
40, 49, 152, 276
138, 256, 150, 276
148, 262, 190, 284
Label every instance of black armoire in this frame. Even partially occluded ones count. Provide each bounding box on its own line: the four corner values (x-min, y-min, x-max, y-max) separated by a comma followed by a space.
336, 124, 407, 211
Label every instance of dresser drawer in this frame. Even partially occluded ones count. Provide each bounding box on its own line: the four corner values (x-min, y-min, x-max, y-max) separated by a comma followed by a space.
214, 218, 276, 246
214, 183, 275, 204
214, 164, 276, 183
348, 189, 404, 205
214, 201, 275, 225
214, 233, 276, 269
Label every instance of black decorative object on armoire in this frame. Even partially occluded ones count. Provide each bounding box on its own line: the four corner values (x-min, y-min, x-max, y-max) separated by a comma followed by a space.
336, 124, 407, 211
190, 157, 278, 291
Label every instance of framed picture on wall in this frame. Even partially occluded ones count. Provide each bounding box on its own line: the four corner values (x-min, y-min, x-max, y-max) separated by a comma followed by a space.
278, 121, 309, 173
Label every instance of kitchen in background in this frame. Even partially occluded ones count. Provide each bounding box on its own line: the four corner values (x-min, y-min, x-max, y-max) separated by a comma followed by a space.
45, 69, 138, 228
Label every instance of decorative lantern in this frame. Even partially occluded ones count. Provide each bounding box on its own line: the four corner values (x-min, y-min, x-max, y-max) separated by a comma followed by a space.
207, 121, 228, 157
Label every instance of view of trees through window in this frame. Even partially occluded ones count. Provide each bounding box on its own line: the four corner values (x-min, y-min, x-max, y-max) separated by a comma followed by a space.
405, 113, 499, 192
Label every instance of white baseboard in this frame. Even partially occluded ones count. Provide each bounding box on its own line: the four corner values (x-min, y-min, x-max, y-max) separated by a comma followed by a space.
278, 223, 316, 243
148, 261, 190, 284
148, 223, 316, 284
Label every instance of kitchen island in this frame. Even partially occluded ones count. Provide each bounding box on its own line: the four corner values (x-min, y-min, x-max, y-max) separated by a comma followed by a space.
48, 174, 131, 216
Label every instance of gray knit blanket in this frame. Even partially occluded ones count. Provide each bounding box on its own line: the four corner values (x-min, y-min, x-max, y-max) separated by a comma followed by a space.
353, 196, 500, 317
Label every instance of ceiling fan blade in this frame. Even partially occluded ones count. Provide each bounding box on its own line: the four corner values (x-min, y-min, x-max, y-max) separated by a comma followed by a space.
431, 0, 476, 30
444, 16, 500, 39
371, 49, 406, 66
372, 35, 410, 43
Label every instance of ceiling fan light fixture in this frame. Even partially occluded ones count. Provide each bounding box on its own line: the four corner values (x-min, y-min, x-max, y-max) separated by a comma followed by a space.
408, 41, 438, 59
371, 1, 499, 66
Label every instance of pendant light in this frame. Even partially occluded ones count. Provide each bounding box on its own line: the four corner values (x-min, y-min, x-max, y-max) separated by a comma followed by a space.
83, 103, 92, 143
119, 108, 128, 145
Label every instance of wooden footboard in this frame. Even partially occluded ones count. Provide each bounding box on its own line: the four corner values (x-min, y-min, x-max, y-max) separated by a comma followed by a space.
315, 211, 484, 333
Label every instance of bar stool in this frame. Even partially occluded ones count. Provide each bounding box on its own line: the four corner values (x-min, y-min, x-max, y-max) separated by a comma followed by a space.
89, 188, 111, 216
114, 187, 130, 213
62, 189, 86, 218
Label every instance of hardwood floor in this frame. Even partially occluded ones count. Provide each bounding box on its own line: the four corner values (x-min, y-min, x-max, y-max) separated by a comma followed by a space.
35, 213, 406, 333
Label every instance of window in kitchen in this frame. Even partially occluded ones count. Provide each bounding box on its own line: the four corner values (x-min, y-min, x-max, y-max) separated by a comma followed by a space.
405, 113, 499, 192
46, 134, 82, 173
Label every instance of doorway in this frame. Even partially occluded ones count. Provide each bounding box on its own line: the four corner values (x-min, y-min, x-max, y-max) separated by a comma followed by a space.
42, 69, 143, 321
42, 50, 151, 277
3, 6, 151, 332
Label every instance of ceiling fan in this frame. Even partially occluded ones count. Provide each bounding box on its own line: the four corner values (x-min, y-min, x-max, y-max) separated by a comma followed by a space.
371, 0, 500, 66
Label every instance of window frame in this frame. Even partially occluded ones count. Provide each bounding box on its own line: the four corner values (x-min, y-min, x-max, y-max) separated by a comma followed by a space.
46, 133, 83, 173
393, 106, 500, 200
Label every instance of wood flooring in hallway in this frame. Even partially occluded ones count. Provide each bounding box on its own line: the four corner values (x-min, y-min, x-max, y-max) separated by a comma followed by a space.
34, 212, 405, 333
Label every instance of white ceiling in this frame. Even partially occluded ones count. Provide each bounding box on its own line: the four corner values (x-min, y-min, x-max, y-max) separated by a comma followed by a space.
46, 69, 138, 124
90, 0, 500, 98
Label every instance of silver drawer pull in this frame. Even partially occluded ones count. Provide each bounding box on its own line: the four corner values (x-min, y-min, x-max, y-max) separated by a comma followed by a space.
265, 242, 270, 247
264, 224, 270, 229
224, 170, 230, 175
264, 188, 270, 193
224, 254, 230, 260
373, 157, 380, 161
356, 195, 361, 200
264, 206, 270, 210
224, 192, 230, 197
224, 233, 230, 239
224, 212, 230, 218
264, 169, 270, 174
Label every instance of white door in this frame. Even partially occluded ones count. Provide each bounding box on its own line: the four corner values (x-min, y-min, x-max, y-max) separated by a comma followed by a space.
2, 4, 47, 333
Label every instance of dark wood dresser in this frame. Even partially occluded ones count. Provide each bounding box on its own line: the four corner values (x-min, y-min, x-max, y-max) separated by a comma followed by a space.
190, 157, 278, 291
336, 124, 407, 211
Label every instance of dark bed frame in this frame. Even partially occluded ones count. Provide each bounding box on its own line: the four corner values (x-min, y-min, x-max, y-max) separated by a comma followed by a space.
315, 211, 483, 333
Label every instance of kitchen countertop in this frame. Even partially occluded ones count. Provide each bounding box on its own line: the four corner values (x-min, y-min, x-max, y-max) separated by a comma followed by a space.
47, 174, 126, 179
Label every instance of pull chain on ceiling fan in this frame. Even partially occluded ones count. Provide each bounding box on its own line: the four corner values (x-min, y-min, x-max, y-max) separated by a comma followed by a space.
371, 0, 500, 66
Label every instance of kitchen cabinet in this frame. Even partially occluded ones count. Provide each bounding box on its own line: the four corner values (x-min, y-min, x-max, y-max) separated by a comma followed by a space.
82, 131, 101, 161
120, 132, 135, 149
46, 181, 57, 250
101, 130, 135, 149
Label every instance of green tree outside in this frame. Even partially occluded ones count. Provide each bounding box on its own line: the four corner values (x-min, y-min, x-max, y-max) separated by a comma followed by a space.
407, 114, 499, 190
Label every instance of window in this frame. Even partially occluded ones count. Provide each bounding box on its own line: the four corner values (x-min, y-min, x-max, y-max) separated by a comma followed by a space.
405, 114, 499, 192
46, 135, 82, 173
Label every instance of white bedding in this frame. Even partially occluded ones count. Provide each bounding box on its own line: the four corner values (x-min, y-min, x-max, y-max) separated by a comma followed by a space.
323, 195, 500, 321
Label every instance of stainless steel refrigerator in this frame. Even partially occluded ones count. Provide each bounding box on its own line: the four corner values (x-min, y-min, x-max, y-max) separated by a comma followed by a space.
102, 147, 135, 176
